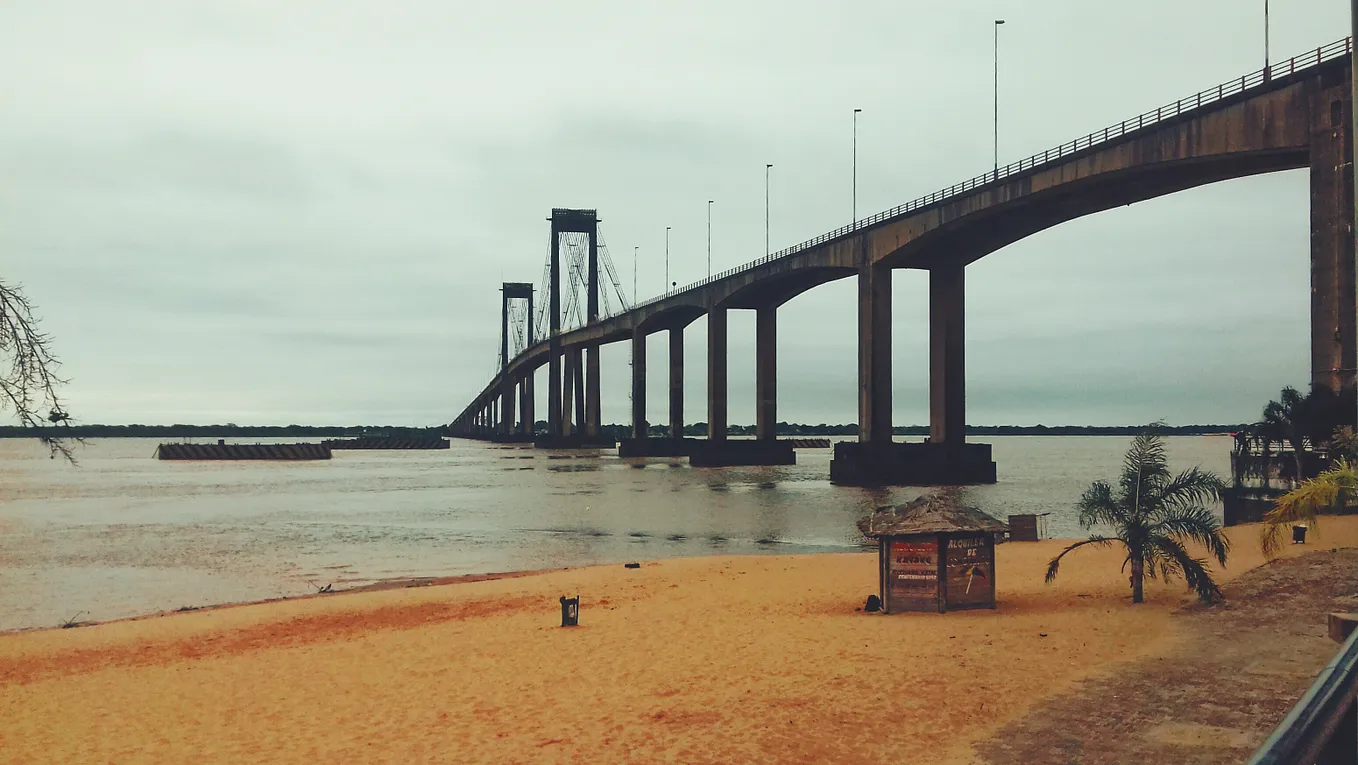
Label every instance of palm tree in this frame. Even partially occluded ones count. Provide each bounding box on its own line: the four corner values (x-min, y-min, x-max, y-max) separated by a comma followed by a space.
1046, 426, 1230, 603
1262, 386, 1311, 487
1260, 460, 1358, 556
1261, 385, 1348, 486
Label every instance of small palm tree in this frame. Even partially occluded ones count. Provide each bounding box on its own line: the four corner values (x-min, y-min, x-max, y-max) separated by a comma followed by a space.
1260, 460, 1358, 556
1046, 426, 1230, 603
1329, 426, 1358, 465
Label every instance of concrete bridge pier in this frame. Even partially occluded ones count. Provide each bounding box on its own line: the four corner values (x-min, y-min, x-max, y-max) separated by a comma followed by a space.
830, 260, 892, 483
756, 305, 778, 442
832, 260, 992, 485
1309, 74, 1358, 415
562, 350, 577, 437
631, 329, 647, 440
689, 305, 794, 468
520, 373, 535, 437
585, 344, 601, 438
621, 326, 694, 458
669, 327, 684, 439
926, 265, 996, 482
499, 381, 513, 437
707, 306, 728, 443
619, 326, 693, 457
571, 347, 585, 434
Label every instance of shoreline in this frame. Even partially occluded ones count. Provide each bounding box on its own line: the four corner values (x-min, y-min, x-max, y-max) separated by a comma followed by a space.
0, 565, 577, 635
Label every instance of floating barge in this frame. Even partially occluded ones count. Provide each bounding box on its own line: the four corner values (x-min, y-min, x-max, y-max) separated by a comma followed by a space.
323, 436, 450, 450
156, 440, 332, 461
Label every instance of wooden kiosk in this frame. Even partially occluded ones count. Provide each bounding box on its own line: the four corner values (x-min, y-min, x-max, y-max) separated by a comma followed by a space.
858, 490, 1008, 614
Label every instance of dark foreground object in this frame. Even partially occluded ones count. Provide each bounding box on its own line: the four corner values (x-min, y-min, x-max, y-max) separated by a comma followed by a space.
156, 441, 332, 460
323, 436, 449, 450
829, 442, 996, 485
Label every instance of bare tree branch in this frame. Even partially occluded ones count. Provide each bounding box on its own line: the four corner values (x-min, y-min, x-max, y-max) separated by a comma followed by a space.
0, 279, 77, 462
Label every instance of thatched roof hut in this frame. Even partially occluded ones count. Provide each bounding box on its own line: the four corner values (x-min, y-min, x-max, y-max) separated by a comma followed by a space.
861, 489, 1007, 614
857, 488, 1007, 539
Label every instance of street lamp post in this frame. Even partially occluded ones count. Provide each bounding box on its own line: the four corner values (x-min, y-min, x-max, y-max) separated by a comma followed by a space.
1264, 0, 1270, 78
994, 19, 1005, 180
665, 227, 671, 293
707, 200, 714, 278
853, 108, 862, 226
765, 163, 773, 257
633, 246, 638, 306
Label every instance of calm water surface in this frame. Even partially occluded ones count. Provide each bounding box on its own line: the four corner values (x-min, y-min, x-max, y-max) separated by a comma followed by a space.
0, 436, 1230, 630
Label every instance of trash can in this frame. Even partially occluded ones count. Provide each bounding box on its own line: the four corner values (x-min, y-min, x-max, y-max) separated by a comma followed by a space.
1293, 524, 1308, 544
559, 595, 579, 626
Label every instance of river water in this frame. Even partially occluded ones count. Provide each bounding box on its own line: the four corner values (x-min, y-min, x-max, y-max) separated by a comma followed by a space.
0, 435, 1230, 631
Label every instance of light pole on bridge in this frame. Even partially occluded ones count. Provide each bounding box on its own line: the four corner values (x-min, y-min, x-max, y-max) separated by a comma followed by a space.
994, 19, 1005, 180
633, 246, 638, 306
853, 108, 862, 226
765, 163, 773, 257
707, 199, 714, 278
665, 226, 671, 293
1264, 0, 1270, 79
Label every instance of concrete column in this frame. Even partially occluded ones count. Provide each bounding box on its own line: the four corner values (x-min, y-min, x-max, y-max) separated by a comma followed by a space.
500, 292, 510, 370
632, 329, 647, 440
521, 372, 535, 436
548, 226, 563, 437
586, 345, 601, 437
669, 327, 684, 439
562, 350, 576, 437
929, 265, 966, 448
571, 346, 586, 433
707, 307, 728, 442
756, 306, 777, 441
500, 381, 513, 436
585, 219, 602, 439
857, 261, 892, 445
1310, 80, 1357, 415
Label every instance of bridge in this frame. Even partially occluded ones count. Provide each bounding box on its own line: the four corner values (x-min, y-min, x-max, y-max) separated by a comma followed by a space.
451, 38, 1357, 486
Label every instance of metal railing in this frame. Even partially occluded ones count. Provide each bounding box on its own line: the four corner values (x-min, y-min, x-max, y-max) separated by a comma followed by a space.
466, 37, 1352, 413
1246, 626, 1358, 764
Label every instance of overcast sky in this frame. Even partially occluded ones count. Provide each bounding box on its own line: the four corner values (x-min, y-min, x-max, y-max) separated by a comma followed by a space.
2, 1, 1350, 427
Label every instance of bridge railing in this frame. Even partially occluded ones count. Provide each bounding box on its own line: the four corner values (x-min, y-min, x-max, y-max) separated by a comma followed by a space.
629, 37, 1352, 311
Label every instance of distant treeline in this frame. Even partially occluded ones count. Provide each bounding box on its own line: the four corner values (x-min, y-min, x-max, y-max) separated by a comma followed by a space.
0, 422, 1247, 439
0, 424, 446, 439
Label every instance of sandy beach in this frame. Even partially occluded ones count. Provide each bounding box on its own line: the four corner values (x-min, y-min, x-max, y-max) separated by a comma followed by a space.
4, 517, 1357, 764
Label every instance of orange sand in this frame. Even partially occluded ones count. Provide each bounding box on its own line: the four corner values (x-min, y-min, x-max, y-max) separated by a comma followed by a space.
3, 518, 1356, 765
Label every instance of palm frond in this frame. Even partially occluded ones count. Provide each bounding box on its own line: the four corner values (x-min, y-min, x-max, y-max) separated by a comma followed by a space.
1045, 536, 1117, 584
1149, 534, 1224, 603
1153, 467, 1225, 515
1076, 480, 1122, 529
1151, 504, 1230, 566
1261, 460, 1358, 556
1120, 425, 1170, 519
